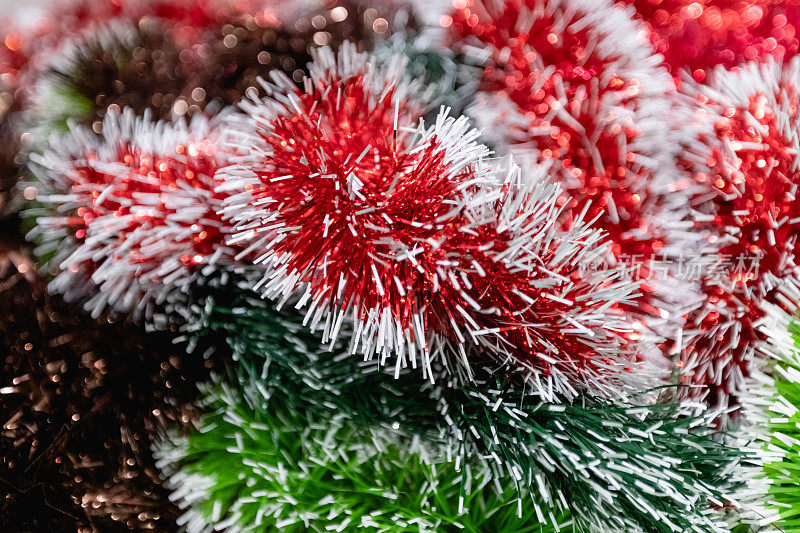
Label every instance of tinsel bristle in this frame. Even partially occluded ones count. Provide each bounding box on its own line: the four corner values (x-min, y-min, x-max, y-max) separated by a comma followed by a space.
157, 372, 566, 533
158, 284, 753, 533
3, 0, 800, 530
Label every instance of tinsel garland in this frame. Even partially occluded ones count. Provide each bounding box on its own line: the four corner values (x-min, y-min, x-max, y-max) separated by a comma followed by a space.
2, 0, 799, 530
754, 302, 800, 530
447, 0, 683, 261
157, 283, 754, 532
158, 374, 556, 533
28, 108, 233, 320
445, 0, 701, 368
219, 44, 652, 400
677, 59, 800, 412
764, 323, 800, 531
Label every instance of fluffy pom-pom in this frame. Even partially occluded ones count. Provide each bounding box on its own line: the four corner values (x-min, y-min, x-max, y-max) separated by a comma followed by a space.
679, 59, 800, 409
220, 44, 647, 399
447, 0, 681, 261
28, 108, 233, 319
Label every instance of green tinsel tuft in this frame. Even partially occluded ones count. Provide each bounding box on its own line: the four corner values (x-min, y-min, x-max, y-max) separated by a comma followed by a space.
372, 30, 479, 120
760, 319, 800, 531
157, 373, 562, 533
158, 286, 752, 533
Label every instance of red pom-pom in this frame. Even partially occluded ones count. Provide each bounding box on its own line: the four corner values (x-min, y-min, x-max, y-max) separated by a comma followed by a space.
680, 60, 800, 409
446, 0, 700, 370
220, 45, 650, 399
447, 0, 680, 262
32, 109, 233, 318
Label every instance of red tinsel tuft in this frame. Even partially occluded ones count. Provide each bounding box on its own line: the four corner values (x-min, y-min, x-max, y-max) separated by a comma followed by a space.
447, 0, 680, 263
31, 109, 233, 318
220, 45, 648, 399
680, 60, 800, 409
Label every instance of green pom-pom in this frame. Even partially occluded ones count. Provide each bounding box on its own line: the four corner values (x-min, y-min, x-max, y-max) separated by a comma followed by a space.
165, 286, 751, 532
157, 375, 562, 532
761, 319, 800, 530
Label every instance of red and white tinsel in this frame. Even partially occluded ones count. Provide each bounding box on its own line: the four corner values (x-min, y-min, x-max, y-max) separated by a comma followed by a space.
30, 108, 234, 318
680, 59, 800, 410
219, 44, 655, 399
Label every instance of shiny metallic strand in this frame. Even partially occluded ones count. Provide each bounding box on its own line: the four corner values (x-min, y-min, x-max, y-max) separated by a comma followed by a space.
0, 257, 223, 530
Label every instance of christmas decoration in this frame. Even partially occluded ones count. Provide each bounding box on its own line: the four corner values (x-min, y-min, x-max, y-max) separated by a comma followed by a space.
1, 0, 797, 530
679, 59, 800, 411
447, 0, 682, 260
755, 302, 800, 531
28, 108, 233, 319
158, 374, 557, 533
220, 44, 649, 399
444, 0, 704, 367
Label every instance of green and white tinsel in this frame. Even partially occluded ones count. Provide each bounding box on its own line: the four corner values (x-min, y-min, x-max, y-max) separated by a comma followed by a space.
157, 286, 755, 532
752, 299, 800, 531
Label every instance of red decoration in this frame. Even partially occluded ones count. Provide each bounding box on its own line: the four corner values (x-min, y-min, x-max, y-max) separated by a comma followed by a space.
447, 0, 679, 262
220, 45, 646, 398
680, 61, 800, 409
33, 109, 232, 317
